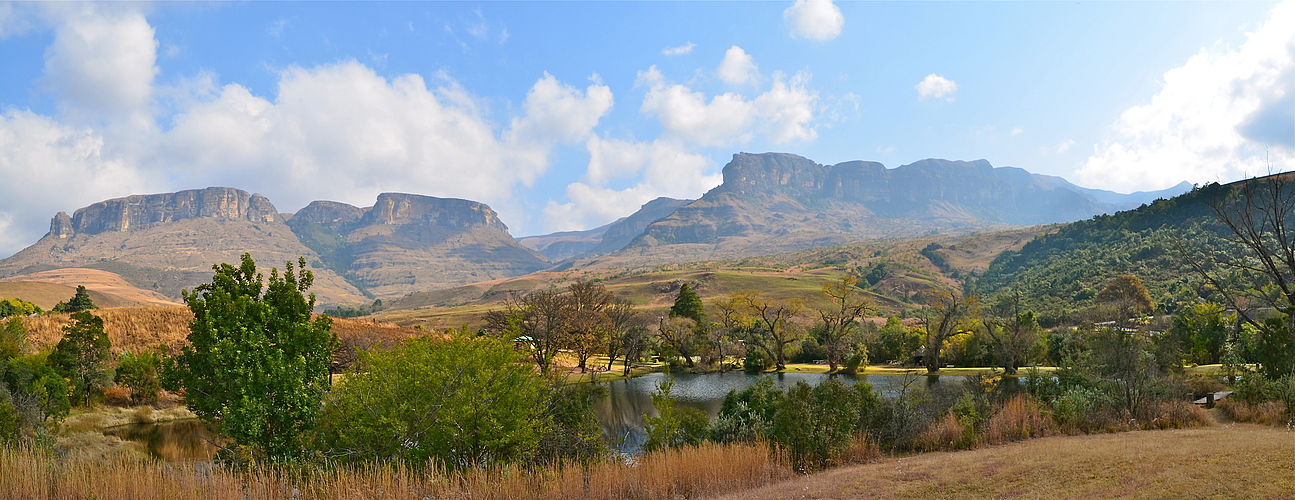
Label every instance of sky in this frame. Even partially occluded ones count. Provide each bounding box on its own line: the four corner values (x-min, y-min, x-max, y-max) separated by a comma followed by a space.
0, 1, 1292, 258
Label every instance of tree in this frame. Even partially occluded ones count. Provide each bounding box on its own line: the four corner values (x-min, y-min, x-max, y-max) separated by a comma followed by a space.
566, 281, 628, 373
920, 288, 973, 373
0, 316, 26, 362
1168, 302, 1232, 365
739, 292, 805, 372
1095, 275, 1154, 315
642, 377, 708, 451
670, 283, 706, 325
49, 311, 112, 406
816, 274, 874, 372
171, 254, 336, 462
0, 297, 40, 319
115, 350, 162, 405
1183, 173, 1295, 379
981, 292, 1042, 374
319, 333, 547, 469
484, 290, 569, 375
52, 285, 96, 313
657, 316, 699, 367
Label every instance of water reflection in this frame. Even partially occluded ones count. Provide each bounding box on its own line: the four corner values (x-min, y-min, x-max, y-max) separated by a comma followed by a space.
104, 419, 218, 462
595, 372, 961, 454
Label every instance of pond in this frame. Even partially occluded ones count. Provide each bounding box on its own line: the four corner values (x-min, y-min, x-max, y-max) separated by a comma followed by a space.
595, 371, 967, 454
109, 371, 975, 461
104, 419, 218, 462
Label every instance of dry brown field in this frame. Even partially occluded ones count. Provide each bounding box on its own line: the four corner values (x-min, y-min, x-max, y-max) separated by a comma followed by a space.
711, 423, 1295, 500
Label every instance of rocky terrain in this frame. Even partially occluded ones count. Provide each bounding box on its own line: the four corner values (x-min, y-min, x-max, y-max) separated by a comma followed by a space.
603, 153, 1189, 264
518, 197, 692, 261
286, 193, 550, 300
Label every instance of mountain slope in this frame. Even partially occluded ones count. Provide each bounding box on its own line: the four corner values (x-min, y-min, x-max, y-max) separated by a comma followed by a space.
0, 187, 367, 306
287, 193, 550, 299
605, 153, 1175, 264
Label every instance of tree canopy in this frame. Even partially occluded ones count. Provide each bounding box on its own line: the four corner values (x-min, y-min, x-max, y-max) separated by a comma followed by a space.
171, 254, 336, 462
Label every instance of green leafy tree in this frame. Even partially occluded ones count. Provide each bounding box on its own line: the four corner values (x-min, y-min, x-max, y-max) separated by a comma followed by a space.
1168, 303, 1232, 365
1, 316, 27, 362
1095, 274, 1154, 315
49, 311, 112, 406
0, 297, 41, 319
171, 254, 337, 462
319, 333, 547, 468
115, 350, 162, 405
52, 286, 96, 313
670, 283, 706, 325
643, 377, 708, 451
771, 378, 881, 471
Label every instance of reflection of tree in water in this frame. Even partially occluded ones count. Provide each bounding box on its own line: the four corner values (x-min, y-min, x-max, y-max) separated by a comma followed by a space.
105, 420, 218, 462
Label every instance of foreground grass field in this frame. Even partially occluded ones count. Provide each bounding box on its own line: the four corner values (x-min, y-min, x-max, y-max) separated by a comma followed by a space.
711, 423, 1295, 500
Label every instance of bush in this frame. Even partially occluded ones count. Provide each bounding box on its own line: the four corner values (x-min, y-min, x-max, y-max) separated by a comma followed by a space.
771, 378, 881, 470
320, 334, 547, 469
536, 382, 607, 464
644, 378, 709, 451
115, 350, 162, 405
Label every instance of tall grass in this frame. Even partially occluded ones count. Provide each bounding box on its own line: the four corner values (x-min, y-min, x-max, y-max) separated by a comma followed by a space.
22, 306, 421, 357
1218, 399, 1290, 426
984, 395, 1054, 444
0, 442, 787, 500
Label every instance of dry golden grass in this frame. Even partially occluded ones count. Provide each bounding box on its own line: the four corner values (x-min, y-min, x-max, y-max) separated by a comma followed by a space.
984, 395, 1054, 445
0, 268, 181, 308
1218, 399, 1291, 426
0, 442, 787, 500
21, 306, 423, 356
711, 424, 1295, 500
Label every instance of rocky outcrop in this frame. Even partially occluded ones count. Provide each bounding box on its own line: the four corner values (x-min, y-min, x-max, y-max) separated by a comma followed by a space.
358, 193, 509, 232
288, 193, 549, 299
591, 197, 693, 254
50, 187, 282, 237
628, 153, 1190, 255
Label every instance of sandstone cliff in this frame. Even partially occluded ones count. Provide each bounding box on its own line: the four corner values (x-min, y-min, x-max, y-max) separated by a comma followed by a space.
0, 188, 367, 306
288, 193, 549, 300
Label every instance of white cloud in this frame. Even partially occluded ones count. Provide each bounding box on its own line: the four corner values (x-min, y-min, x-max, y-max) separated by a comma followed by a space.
638, 66, 818, 148
662, 42, 695, 56
1010, 127, 1024, 136
0, 109, 154, 254
0, 3, 39, 39
41, 6, 158, 120
916, 74, 957, 101
1056, 139, 1076, 154
504, 72, 614, 183
1076, 0, 1295, 191
716, 46, 759, 86
784, 0, 844, 41
544, 139, 720, 231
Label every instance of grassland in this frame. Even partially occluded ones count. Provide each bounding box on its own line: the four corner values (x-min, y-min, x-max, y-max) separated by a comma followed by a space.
21, 306, 423, 355
712, 423, 1295, 500
371, 226, 1049, 331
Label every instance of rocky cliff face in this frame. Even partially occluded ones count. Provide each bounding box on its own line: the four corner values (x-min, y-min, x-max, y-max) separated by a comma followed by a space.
288, 193, 549, 299
624, 153, 1186, 260
3, 187, 366, 306
50, 187, 282, 238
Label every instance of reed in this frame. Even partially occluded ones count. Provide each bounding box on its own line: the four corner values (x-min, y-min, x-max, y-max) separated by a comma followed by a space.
0, 442, 787, 500
984, 394, 1055, 444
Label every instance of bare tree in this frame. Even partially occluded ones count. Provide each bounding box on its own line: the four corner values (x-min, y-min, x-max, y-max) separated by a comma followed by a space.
484, 290, 569, 375
816, 274, 874, 372
1180, 172, 1295, 378
920, 288, 973, 373
657, 316, 699, 367
981, 291, 1041, 375
738, 291, 805, 371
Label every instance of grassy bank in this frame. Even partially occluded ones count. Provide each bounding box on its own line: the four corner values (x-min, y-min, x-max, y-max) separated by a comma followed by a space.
712, 423, 1295, 499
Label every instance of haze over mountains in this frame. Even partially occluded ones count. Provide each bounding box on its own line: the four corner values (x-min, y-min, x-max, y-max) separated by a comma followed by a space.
0, 153, 1190, 307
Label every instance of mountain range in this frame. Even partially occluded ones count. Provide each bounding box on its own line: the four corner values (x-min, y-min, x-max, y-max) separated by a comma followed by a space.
0, 153, 1190, 306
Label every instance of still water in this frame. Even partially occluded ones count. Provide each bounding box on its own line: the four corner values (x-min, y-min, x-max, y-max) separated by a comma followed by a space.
595, 371, 962, 454
111, 372, 966, 461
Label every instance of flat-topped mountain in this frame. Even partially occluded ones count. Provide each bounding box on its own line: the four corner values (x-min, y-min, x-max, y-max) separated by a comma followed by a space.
287, 193, 549, 299
615, 153, 1189, 263
0, 187, 368, 305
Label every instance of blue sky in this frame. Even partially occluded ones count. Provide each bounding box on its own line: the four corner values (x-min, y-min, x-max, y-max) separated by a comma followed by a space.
0, 1, 1292, 257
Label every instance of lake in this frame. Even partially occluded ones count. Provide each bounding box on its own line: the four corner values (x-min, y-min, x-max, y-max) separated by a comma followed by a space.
111, 371, 967, 461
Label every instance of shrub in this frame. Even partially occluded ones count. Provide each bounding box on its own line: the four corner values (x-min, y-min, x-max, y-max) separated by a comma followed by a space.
319, 333, 547, 469
115, 350, 162, 405
644, 378, 709, 451
770, 378, 882, 471
102, 386, 133, 407
1144, 401, 1212, 430
985, 395, 1054, 444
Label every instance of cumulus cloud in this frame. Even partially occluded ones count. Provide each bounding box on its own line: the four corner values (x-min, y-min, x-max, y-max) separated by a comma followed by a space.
543, 139, 720, 231
1056, 139, 1076, 154
784, 0, 844, 41
41, 6, 158, 120
0, 109, 154, 253
1076, 0, 1295, 191
662, 42, 695, 56
916, 74, 957, 101
716, 46, 759, 86
638, 66, 817, 148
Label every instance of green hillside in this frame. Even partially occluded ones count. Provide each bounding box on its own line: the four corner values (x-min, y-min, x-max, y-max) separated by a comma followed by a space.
973, 181, 1239, 322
